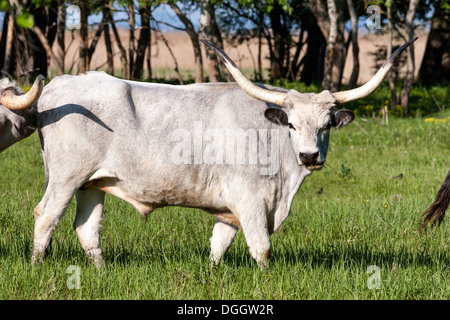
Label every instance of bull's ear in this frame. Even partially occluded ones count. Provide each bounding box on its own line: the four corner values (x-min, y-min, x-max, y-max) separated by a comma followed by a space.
332, 109, 354, 129
265, 108, 289, 126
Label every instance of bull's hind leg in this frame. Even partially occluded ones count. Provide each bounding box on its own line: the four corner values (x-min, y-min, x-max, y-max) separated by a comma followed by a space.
209, 221, 238, 265
32, 183, 77, 264
74, 188, 106, 267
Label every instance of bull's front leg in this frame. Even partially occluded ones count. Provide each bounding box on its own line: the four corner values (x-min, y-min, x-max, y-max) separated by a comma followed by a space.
74, 188, 106, 268
238, 203, 271, 269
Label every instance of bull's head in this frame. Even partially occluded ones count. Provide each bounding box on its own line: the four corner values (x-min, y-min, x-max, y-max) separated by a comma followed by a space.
0, 75, 44, 152
202, 38, 417, 171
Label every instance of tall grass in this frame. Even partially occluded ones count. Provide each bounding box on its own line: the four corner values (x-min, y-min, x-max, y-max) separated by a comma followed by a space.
0, 109, 449, 299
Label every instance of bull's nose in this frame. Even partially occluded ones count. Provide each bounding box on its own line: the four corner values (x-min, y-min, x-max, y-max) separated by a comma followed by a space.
299, 152, 319, 166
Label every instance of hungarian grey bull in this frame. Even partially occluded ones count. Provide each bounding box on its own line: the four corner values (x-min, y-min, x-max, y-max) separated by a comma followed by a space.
0, 38, 417, 268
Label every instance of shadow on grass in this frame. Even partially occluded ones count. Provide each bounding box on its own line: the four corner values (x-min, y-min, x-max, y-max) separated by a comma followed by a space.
270, 241, 450, 270
63, 239, 450, 271
3, 231, 448, 272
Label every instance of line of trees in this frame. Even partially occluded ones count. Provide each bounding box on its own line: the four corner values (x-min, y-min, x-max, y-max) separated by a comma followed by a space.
0, 0, 449, 114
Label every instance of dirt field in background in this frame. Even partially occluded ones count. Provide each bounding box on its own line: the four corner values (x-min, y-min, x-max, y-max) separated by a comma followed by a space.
53, 29, 427, 84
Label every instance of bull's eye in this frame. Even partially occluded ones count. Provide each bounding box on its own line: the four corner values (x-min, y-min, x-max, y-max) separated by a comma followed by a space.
288, 123, 296, 130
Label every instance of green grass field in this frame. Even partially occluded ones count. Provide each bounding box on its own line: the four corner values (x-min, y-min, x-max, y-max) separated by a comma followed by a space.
0, 109, 449, 300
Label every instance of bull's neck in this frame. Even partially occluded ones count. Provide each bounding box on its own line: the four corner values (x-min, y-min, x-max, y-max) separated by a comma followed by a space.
271, 127, 311, 231
282, 136, 310, 199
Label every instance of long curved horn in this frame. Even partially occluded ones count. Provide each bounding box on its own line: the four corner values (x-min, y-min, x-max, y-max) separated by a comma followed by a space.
201, 40, 287, 107
333, 37, 418, 104
1, 75, 45, 110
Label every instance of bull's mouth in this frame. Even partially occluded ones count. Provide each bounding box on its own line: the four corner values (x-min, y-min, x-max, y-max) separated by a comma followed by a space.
14, 123, 36, 136
306, 164, 324, 171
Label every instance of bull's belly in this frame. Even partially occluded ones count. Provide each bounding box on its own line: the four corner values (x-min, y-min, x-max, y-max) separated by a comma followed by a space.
81, 177, 242, 228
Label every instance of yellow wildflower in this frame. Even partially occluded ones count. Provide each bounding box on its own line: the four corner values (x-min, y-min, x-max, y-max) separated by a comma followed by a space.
424, 117, 450, 124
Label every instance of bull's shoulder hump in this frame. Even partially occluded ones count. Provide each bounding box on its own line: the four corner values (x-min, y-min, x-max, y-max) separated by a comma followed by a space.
124, 81, 242, 95
39, 72, 132, 108
43, 72, 123, 92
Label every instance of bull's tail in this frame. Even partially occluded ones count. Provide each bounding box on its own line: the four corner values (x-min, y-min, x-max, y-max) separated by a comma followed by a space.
419, 170, 450, 231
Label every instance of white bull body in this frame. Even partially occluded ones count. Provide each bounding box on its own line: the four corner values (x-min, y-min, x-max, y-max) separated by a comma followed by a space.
34, 72, 317, 266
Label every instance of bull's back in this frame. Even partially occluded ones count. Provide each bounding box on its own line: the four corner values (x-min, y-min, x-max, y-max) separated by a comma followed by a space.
38, 72, 271, 136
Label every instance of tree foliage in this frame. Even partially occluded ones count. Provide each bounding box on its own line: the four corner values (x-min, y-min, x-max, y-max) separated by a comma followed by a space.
0, 0, 447, 112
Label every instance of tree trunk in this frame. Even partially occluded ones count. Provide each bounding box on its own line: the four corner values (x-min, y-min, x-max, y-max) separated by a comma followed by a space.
346, 0, 359, 89
2, 11, 14, 76
102, 6, 114, 75
322, 0, 337, 91
169, 3, 204, 83
310, 0, 346, 91
32, 25, 54, 78
78, 0, 89, 74
300, 10, 326, 85
209, 4, 231, 81
310, 0, 330, 39
156, 24, 184, 85
419, 1, 450, 84
329, 1, 347, 92
269, 1, 285, 81
110, 13, 129, 79
289, 25, 306, 80
132, 6, 151, 80
128, 3, 135, 79
387, 1, 397, 109
0, 12, 11, 72
146, 14, 152, 81
200, 0, 221, 82
281, 9, 290, 76
88, 20, 104, 66
29, 4, 55, 78
55, 0, 65, 75
257, 11, 264, 81
400, 0, 419, 115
